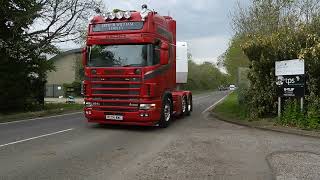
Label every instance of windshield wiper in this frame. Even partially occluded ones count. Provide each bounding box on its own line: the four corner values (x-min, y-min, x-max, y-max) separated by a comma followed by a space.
122, 64, 142, 67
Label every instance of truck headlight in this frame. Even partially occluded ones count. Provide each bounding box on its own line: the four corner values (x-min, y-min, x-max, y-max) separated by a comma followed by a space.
139, 104, 156, 110
85, 102, 92, 107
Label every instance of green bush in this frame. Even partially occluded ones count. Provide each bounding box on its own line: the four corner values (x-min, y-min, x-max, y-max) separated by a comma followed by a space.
305, 104, 320, 129
227, 0, 320, 129
241, 25, 320, 120
278, 99, 320, 130
182, 60, 229, 91
279, 99, 304, 128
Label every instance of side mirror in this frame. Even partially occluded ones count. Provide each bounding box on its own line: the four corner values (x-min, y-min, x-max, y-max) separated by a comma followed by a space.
160, 49, 169, 65
82, 47, 87, 66
160, 42, 169, 65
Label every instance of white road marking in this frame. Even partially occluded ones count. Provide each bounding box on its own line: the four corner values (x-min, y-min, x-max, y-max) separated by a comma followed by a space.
0, 112, 82, 125
0, 128, 74, 148
201, 93, 230, 114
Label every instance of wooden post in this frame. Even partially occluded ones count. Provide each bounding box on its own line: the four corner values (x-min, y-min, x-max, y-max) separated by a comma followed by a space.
278, 97, 281, 118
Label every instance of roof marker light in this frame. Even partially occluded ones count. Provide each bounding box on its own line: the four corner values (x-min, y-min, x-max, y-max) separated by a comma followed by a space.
124, 11, 131, 19
103, 13, 109, 21
116, 11, 124, 19
140, 4, 150, 21
108, 12, 116, 20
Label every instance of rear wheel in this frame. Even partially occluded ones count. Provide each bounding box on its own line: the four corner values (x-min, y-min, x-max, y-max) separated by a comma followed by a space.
182, 96, 188, 116
158, 96, 172, 128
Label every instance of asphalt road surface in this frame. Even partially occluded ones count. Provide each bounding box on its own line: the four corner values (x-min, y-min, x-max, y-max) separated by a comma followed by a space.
1, 91, 320, 180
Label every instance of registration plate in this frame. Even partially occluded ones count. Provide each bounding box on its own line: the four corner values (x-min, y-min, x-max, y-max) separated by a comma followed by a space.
105, 115, 123, 121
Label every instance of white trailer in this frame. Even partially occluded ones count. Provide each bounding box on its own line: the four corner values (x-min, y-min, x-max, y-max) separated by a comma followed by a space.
176, 41, 188, 84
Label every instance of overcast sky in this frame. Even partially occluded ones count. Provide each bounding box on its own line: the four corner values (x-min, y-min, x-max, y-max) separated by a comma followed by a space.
100, 0, 250, 64
59, 0, 250, 64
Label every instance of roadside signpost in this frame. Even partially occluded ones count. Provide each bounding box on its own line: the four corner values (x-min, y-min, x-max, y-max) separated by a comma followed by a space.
275, 59, 305, 117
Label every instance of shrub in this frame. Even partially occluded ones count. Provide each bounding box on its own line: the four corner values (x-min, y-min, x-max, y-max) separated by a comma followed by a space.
279, 99, 304, 128
278, 99, 320, 130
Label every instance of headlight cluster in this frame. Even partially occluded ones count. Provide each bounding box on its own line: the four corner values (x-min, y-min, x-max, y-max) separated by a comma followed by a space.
85, 102, 100, 107
139, 104, 156, 110
85, 102, 92, 107
105, 11, 131, 20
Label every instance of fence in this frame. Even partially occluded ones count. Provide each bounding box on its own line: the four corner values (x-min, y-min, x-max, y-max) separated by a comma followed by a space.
45, 84, 64, 98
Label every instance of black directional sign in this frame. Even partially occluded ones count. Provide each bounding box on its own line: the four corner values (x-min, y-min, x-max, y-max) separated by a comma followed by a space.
276, 75, 305, 97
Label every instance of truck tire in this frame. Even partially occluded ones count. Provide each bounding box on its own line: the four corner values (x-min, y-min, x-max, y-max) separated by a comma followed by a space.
158, 96, 172, 128
185, 95, 192, 116
182, 96, 188, 116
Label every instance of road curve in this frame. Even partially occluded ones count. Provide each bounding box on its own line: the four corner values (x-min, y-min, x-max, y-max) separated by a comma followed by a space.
0, 91, 320, 180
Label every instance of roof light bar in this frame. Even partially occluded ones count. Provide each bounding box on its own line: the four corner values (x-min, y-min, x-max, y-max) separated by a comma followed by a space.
104, 10, 133, 21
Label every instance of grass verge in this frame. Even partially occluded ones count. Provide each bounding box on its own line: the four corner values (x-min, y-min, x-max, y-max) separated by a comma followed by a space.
213, 92, 247, 120
0, 103, 83, 123
212, 92, 320, 138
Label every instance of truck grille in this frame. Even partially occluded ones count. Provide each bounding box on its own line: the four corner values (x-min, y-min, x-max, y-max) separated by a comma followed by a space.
88, 75, 142, 112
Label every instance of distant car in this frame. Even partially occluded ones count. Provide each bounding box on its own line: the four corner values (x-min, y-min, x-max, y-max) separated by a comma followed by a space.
66, 96, 75, 104
229, 85, 236, 91
218, 86, 228, 91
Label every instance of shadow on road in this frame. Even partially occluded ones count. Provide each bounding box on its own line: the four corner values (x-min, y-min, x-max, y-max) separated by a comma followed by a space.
88, 123, 161, 132
86, 115, 190, 132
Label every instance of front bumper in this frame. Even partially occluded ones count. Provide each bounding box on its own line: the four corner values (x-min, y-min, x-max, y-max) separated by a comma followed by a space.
84, 108, 161, 126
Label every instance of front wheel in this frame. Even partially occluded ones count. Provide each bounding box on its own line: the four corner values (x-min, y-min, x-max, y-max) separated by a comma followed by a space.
158, 96, 172, 128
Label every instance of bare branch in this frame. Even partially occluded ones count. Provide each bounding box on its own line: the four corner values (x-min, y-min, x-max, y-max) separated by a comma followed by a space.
27, 0, 103, 50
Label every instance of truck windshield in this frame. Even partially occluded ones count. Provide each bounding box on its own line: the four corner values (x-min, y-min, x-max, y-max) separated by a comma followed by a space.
88, 44, 158, 67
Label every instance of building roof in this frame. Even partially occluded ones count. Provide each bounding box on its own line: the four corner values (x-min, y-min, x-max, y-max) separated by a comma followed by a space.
49, 48, 82, 61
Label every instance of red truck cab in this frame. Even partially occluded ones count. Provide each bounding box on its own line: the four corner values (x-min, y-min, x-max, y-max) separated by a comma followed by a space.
83, 5, 192, 127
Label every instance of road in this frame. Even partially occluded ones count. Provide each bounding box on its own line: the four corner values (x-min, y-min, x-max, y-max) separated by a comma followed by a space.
0, 91, 320, 180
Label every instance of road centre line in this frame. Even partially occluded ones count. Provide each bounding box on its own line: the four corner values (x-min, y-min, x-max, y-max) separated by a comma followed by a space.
201, 93, 230, 114
0, 128, 74, 148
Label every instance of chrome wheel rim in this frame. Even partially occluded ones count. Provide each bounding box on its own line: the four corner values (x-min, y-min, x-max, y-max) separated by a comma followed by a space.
182, 98, 186, 113
164, 101, 171, 122
188, 98, 191, 111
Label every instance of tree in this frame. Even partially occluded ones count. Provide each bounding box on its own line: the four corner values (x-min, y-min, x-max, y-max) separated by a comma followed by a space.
232, 0, 320, 36
229, 0, 320, 121
0, 0, 103, 112
183, 59, 228, 90
223, 36, 249, 83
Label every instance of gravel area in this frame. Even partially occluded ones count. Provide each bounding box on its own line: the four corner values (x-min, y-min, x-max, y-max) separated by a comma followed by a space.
268, 151, 320, 180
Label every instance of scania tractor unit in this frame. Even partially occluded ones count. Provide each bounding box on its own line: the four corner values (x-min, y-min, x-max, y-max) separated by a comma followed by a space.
82, 5, 192, 127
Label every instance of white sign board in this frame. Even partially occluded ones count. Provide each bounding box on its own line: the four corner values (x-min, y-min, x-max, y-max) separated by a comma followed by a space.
275, 59, 304, 76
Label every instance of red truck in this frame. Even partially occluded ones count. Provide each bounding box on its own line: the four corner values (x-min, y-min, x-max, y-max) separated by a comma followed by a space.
82, 5, 192, 127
